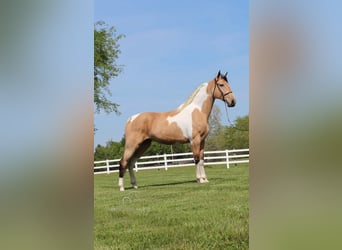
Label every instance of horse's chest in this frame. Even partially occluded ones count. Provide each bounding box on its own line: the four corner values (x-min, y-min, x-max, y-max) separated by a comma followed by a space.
166, 107, 207, 141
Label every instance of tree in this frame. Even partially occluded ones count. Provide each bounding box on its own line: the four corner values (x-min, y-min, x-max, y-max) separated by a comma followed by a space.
94, 140, 124, 161
94, 21, 124, 114
205, 105, 225, 150
224, 115, 249, 149
144, 141, 171, 156
208, 105, 223, 137
205, 114, 249, 150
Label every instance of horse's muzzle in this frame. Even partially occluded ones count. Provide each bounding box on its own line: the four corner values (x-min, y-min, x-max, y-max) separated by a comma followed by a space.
226, 98, 236, 107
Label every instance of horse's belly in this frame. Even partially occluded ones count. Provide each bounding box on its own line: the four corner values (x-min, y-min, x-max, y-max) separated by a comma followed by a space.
150, 119, 191, 144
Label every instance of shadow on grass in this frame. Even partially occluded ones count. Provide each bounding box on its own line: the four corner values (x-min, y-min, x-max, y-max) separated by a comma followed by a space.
126, 180, 197, 189
111, 177, 229, 190
125, 177, 234, 190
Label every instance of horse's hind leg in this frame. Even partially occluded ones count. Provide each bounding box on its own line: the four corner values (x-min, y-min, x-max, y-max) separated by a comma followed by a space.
128, 139, 152, 189
118, 158, 129, 191
119, 144, 137, 191
118, 138, 151, 191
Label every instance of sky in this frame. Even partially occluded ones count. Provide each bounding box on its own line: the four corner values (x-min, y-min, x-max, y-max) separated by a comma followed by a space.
94, 0, 249, 147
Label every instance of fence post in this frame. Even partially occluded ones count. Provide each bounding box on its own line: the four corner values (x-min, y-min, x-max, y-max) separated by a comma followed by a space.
135, 162, 138, 172
164, 153, 168, 170
225, 150, 230, 169
106, 159, 110, 174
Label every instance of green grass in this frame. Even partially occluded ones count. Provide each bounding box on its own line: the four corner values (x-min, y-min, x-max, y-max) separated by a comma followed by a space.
94, 164, 249, 250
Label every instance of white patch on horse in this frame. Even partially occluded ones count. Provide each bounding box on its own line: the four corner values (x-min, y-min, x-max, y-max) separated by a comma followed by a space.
167, 83, 209, 141
128, 113, 140, 123
167, 110, 193, 141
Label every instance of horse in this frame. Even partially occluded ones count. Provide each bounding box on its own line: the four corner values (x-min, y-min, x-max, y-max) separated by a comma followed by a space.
118, 71, 236, 191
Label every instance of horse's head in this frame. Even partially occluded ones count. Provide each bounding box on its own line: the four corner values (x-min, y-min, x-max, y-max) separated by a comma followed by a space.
213, 71, 236, 107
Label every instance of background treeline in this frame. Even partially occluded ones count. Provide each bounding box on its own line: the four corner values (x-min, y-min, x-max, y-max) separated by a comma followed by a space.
94, 110, 248, 161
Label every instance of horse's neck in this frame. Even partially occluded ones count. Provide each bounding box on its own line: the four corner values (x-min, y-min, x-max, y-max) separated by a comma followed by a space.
176, 82, 215, 120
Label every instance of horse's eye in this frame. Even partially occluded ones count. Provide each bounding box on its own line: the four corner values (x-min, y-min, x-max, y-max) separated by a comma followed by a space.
219, 83, 224, 87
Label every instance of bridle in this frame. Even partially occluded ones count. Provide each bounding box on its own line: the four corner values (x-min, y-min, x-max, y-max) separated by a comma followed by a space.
212, 79, 233, 102
212, 78, 247, 131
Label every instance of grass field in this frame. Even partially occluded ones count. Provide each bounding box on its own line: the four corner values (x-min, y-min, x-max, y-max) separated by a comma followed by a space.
94, 164, 249, 250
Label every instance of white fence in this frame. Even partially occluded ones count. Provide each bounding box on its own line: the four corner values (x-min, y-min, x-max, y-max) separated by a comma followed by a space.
94, 148, 249, 175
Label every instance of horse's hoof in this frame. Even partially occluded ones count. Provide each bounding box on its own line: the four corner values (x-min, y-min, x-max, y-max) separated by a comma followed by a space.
197, 178, 205, 183
133, 185, 138, 189
197, 178, 209, 183
119, 187, 125, 191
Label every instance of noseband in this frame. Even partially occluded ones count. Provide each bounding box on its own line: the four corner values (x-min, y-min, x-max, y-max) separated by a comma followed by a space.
212, 80, 232, 101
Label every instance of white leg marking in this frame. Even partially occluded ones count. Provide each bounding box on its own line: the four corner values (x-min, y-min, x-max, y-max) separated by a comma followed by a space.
196, 162, 201, 180
201, 164, 209, 183
197, 160, 209, 183
118, 177, 125, 191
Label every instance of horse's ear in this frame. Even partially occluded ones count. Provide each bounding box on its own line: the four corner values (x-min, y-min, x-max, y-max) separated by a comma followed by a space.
216, 70, 221, 78
224, 72, 228, 77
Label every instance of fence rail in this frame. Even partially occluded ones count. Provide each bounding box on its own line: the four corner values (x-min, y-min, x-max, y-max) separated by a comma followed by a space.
94, 148, 249, 175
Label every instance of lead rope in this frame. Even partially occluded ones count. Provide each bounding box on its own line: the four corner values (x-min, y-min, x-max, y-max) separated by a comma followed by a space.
213, 79, 248, 131
223, 104, 249, 131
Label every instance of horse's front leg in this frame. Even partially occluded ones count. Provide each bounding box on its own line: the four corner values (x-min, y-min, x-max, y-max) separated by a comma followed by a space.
192, 139, 209, 183
199, 140, 209, 183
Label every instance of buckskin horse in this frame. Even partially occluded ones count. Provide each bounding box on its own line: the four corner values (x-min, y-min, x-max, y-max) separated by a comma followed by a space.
118, 71, 236, 191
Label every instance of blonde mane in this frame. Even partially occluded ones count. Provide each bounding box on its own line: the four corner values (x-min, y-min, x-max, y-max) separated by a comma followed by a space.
177, 83, 207, 111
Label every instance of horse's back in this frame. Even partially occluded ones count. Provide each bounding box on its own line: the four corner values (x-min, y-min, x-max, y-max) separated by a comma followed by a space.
125, 111, 188, 143
125, 112, 161, 136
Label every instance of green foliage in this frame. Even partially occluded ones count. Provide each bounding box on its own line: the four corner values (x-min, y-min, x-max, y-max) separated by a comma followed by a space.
144, 141, 192, 156
94, 21, 125, 114
224, 116, 249, 149
205, 126, 227, 151
171, 143, 192, 154
144, 141, 171, 155
94, 164, 249, 249
208, 105, 223, 137
206, 115, 249, 151
94, 140, 124, 161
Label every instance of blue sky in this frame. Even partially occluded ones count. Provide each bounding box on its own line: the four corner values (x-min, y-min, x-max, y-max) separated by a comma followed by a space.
95, 0, 249, 147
